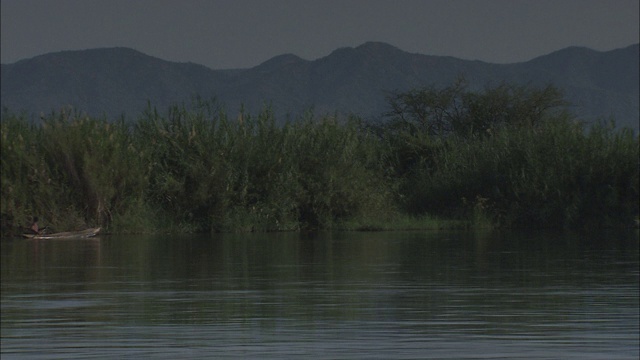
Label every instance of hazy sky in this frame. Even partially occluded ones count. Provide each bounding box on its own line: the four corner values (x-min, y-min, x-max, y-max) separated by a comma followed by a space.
2, 0, 638, 69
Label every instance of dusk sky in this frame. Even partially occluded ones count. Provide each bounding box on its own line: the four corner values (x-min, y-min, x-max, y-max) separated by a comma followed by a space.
2, 0, 638, 69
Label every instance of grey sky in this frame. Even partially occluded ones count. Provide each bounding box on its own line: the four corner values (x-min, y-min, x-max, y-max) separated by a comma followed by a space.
1, 0, 638, 69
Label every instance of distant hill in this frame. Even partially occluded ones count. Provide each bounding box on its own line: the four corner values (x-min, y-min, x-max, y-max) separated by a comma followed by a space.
1, 42, 638, 131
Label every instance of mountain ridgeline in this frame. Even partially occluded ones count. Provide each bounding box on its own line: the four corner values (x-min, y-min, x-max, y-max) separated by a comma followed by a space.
1, 42, 638, 130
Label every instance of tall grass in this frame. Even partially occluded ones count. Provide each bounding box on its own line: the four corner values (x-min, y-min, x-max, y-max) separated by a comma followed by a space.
403, 116, 639, 229
1, 100, 637, 236
127, 101, 392, 232
1, 108, 150, 233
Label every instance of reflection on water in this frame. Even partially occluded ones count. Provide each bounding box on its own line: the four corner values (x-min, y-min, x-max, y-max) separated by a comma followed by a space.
2, 230, 638, 359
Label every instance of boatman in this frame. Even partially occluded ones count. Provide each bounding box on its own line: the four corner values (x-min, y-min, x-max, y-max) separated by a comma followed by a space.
30, 217, 40, 234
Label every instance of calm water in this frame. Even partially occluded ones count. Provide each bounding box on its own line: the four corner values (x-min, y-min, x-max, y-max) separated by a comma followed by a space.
1, 230, 638, 359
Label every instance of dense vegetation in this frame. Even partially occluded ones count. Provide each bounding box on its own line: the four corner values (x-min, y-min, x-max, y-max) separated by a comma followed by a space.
1, 82, 638, 236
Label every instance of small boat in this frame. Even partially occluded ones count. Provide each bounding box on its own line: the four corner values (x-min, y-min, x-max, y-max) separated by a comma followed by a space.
23, 227, 101, 240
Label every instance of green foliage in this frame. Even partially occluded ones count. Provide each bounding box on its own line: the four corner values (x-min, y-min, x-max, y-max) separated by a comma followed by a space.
287, 115, 364, 228
376, 80, 638, 229
1, 82, 637, 236
1, 112, 50, 231
402, 116, 639, 229
1, 108, 149, 234
132, 101, 392, 232
40, 109, 149, 226
384, 78, 567, 138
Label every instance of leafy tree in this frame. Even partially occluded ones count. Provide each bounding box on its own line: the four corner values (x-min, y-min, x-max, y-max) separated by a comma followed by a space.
384, 79, 567, 138
384, 78, 466, 137
456, 82, 567, 136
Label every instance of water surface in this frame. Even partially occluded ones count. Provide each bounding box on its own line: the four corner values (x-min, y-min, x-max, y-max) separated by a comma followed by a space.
2, 230, 638, 359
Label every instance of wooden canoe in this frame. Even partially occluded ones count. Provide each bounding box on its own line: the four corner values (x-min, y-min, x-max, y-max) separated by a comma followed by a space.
23, 227, 101, 240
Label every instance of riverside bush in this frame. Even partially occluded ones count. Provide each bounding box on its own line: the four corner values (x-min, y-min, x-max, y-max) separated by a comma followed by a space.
124, 101, 391, 232
1, 85, 637, 236
404, 117, 639, 228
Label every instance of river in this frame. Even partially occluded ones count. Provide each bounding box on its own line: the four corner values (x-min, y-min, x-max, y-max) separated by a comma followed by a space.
1, 229, 638, 359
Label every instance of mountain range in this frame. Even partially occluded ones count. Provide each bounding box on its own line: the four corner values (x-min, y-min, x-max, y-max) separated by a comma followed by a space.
1, 42, 638, 131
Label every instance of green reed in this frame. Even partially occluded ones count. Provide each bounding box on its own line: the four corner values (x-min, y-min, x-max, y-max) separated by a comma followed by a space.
1, 93, 637, 236
1, 108, 150, 233
133, 101, 393, 232
403, 115, 639, 229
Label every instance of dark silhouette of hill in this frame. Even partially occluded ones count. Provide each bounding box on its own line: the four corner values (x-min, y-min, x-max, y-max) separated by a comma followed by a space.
1, 47, 229, 118
1, 42, 638, 130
